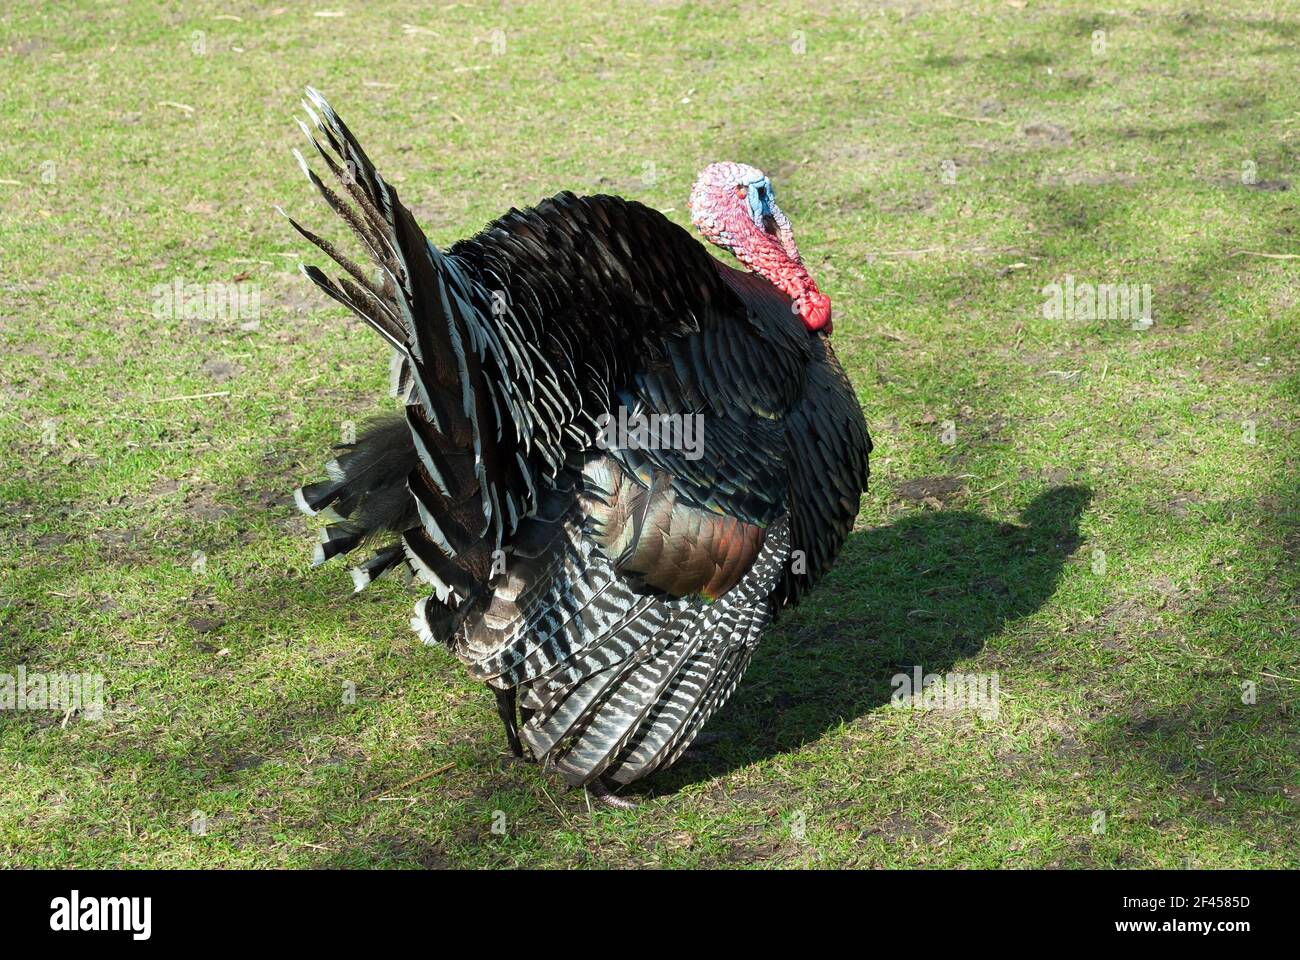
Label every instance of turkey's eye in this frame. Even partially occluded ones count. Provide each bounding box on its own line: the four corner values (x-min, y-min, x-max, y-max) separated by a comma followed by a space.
734, 185, 748, 199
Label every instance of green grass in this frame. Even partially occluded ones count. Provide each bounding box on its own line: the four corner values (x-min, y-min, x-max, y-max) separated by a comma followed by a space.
2, 0, 1297, 868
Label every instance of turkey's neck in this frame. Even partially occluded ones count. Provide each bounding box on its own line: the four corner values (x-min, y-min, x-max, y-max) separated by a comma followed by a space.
722, 213, 830, 332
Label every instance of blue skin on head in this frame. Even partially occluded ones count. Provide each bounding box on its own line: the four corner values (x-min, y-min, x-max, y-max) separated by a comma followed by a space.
744, 177, 778, 228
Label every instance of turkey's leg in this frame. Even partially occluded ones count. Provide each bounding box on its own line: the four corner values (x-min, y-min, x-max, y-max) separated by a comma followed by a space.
492, 686, 524, 758
587, 776, 637, 810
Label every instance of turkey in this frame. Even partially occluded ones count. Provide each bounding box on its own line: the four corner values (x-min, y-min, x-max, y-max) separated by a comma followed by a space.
284, 88, 872, 802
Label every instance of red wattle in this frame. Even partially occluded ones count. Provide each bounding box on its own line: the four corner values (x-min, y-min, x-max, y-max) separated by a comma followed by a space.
801, 291, 832, 333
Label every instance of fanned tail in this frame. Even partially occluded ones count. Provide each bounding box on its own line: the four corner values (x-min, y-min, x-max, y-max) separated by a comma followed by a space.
286, 87, 505, 617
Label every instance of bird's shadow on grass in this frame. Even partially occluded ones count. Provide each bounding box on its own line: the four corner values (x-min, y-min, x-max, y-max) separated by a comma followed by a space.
642, 484, 1092, 794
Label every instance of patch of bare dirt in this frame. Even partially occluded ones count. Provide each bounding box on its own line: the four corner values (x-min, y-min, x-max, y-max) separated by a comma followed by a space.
1164, 492, 1205, 517
879, 192, 938, 216
1021, 122, 1072, 146
860, 810, 950, 846
187, 616, 225, 635
200, 357, 241, 383
893, 475, 966, 505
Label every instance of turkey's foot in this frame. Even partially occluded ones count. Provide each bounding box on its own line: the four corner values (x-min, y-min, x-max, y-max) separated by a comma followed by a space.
587, 776, 637, 810
503, 748, 536, 765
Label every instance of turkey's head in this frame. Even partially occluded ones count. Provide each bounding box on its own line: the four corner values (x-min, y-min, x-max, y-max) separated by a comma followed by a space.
689, 161, 831, 334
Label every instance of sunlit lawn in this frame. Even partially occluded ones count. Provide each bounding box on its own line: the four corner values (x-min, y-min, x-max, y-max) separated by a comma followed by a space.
1, 0, 1296, 867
